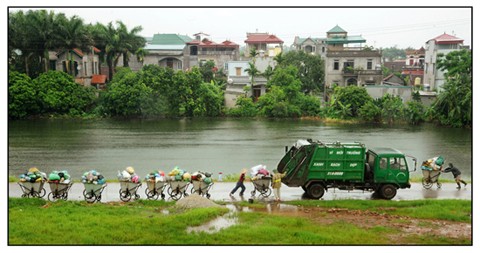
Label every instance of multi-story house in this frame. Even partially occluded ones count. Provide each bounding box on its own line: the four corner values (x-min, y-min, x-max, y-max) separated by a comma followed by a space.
293, 36, 327, 58
402, 47, 425, 87
184, 32, 240, 71
423, 33, 464, 91
143, 33, 193, 71
323, 25, 383, 88
49, 46, 105, 88
244, 32, 284, 57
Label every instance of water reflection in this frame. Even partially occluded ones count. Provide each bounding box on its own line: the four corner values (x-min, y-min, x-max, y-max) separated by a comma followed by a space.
9, 119, 472, 181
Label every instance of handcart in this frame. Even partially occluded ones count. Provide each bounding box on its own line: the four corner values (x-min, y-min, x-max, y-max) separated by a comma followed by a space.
145, 180, 166, 200
83, 183, 107, 203
47, 181, 73, 201
421, 168, 442, 189
119, 181, 142, 202
167, 180, 190, 200
18, 181, 46, 198
190, 180, 213, 199
250, 177, 272, 198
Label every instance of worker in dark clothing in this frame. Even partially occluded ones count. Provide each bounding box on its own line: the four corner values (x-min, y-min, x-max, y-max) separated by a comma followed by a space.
443, 163, 467, 189
230, 169, 247, 197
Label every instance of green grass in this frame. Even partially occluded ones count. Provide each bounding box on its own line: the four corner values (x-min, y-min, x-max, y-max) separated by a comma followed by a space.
8, 198, 471, 245
285, 199, 471, 222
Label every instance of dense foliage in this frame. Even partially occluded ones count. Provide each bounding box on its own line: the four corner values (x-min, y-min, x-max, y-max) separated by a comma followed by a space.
431, 49, 472, 127
8, 71, 97, 119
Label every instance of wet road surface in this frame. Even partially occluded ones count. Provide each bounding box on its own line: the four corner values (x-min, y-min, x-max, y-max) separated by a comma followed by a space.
9, 181, 471, 203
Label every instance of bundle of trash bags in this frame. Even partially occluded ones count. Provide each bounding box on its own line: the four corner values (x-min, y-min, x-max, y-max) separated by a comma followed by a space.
421, 156, 445, 171
167, 167, 191, 182
82, 170, 106, 185
145, 170, 166, 183
117, 166, 141, 183
48, 170, 71, 184
19, 167, 47, 183
191, 171, 213, 184
250, 164, 271, 180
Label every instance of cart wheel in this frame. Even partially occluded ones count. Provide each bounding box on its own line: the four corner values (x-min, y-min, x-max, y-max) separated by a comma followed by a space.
260, 188, 272, 198
120, 191, 131, 202
21, 193, 27, 198
97, 196, 102, 202
170, 189, 182, 201
145, 188, 156, 200
436, 182, 442, 188
422, 178, 433, 189
39, 188, 46, 198
85, 194, 96, 203
135, 194, 140, 200
82, 190, 88, 198
48, 192, 57, 202
62, 193, 68, 200
206, 193, 211, 199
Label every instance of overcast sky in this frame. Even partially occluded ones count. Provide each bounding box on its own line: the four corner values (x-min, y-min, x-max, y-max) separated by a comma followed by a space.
9, 7, 472, 49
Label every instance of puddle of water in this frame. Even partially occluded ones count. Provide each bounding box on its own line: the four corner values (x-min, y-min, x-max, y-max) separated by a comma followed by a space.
186, 213, 238, 234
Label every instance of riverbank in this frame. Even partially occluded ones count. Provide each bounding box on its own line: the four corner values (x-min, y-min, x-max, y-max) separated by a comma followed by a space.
9, 182, 471, 202
8, 197, 471, 245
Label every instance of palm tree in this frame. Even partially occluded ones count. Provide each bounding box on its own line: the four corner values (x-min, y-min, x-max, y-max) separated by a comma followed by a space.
116, 21, 145, 67
56, 14, 90, 76
28, 10, 58, 72
245, 62, 260, 99
262, 65, 274, 82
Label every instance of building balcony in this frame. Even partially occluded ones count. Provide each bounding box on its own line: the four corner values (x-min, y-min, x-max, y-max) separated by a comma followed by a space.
327, 49, 382, 58
342, 69, 382, 76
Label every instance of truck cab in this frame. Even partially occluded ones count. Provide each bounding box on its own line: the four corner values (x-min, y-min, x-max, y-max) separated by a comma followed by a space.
366, 148, 412, 189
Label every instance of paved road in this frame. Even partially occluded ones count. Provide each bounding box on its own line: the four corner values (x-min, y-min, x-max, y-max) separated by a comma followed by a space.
9, 182, 471, 203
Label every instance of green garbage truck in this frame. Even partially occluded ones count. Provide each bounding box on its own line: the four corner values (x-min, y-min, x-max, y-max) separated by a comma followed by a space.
277, 140, 417, 200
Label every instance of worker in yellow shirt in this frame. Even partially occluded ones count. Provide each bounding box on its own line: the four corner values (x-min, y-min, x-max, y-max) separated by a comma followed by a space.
271, 169, 286, 201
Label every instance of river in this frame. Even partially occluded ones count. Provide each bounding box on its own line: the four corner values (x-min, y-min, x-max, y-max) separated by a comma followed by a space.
8, 118, 472, 180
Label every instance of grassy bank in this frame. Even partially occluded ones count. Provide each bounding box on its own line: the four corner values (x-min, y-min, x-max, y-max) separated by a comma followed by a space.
9, 198, 471, 245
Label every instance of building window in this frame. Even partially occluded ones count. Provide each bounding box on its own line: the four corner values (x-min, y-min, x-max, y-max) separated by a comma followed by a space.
367, 59, 373, 70
84, 62, 87, 76
190, 46, 198, 56
333, 60, 339, 70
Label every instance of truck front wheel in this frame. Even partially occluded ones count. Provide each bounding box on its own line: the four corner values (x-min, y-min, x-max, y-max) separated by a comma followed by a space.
307, 184, 325, 199
379, 184, 397, 200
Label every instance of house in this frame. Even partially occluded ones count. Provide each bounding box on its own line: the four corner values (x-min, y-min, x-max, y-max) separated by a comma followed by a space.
244, 32, 284, 57
224, 60, 270, 108
401, 47, 425, 87
383, 60, 406, 74
143, 33, 193, 70
323, 25, 383, 88
185, 32, 240, 71
423, 33, 464, 91
382, 74, 404, 86
50, 47, 102, 87
293, 36, 327, 58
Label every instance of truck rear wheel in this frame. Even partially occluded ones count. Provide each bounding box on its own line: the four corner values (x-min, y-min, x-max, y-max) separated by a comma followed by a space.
379, 184, 397, 200
307, 184, 325, 199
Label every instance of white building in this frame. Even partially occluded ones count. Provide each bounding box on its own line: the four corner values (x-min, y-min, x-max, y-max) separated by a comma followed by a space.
423, 33, 464, 91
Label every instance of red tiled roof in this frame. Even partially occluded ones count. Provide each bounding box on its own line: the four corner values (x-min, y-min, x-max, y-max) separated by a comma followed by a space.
245, 33, 284, 44
187, 38, 238, 48
72, 48, 84, 57
91, 74, 107, 84
430, 33, 463, 45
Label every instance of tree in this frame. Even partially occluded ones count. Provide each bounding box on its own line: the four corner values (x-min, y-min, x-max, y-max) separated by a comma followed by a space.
35, 71, 96, 115
8, 71, 40, 119
330, 85, 372, 118
244, 62, 260, 98
56, 14, 91, 76
275, 50, 324, 93
116, 21, 145, 67
379, 94, 404, 124
432, 49, 472, 127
